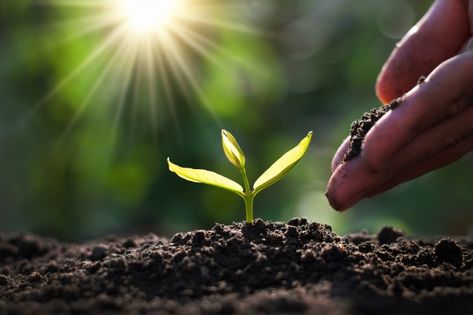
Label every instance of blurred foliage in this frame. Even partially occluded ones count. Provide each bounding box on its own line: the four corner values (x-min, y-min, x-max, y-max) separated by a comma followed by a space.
0, 0, 471, 240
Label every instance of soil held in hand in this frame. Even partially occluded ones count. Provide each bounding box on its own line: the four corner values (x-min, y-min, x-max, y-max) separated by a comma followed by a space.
1, 219, 472, 315
344, 98, 402, 161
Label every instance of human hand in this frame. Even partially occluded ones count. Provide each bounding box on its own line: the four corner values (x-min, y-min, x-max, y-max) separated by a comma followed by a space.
326, 0, 473, 211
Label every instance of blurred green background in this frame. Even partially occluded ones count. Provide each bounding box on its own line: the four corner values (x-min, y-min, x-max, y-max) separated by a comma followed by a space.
0, 0, 471, 240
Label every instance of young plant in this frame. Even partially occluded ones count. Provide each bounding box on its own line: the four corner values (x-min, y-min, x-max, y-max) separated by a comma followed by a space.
167, 130, 313, 223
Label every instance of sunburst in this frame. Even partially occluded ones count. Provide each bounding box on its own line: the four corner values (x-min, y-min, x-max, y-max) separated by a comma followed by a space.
32, 0, 264, 135
116, 0, 182, 34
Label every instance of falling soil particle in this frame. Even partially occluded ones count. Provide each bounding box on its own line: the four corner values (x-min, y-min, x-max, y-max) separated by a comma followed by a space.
1, 219, 472, 315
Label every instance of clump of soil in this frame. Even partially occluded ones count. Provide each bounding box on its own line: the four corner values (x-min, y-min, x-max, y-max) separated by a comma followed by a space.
1, 220, 472, 315
344, 98, 403, 161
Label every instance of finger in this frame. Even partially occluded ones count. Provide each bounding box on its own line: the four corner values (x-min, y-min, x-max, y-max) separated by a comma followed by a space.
366, 133, 473, 198
326, 155, 380, 211
389, 103, 473, 167
331, 137, 350, 173
363, 51, 473, 171
327, 133, 473, 211
367, 104, 473, 196
376, 0, 470, 103
327, 105, 473, 211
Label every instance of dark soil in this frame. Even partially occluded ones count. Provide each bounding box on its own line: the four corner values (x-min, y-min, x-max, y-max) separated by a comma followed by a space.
344, 98, 403, 161
1, 219, 472, 315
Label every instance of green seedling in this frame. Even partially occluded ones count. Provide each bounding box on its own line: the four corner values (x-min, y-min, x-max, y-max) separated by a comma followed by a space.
168, 130, 313, 223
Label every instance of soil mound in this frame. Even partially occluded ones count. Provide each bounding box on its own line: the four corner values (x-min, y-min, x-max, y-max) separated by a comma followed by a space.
1, 220, 472, 315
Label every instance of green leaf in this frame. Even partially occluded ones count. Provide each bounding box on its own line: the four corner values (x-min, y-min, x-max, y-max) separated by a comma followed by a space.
253, 131, 313, 194
168, 158, 244, 196
221, 130, 245, 169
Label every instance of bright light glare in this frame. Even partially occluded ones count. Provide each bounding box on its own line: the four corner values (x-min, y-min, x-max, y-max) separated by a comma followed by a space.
117, 0, 180, 34
36, 0, 262, 135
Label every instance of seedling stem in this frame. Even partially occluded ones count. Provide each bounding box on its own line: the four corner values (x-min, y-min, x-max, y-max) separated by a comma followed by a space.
241, 168, 254, 223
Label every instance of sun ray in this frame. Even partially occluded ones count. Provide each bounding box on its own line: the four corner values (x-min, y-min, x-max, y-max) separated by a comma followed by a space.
143, 38, 160, 135
179, 15, 262, 36
31, 25, 127, 114
171, 22, 269, 78
54, 45, 122, 150
170, 25, 231, 74
48, 14, 121, 44
153, 38, 179, 130
110, 39, 138, 147
61, 34, 131, 141
36, 0, 106, 9
29, 0, 265, 139
175, 4, 266, 37
157, 31, 196, 107
159, 30, 217, 120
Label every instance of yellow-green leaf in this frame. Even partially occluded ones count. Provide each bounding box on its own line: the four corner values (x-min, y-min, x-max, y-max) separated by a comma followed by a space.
253, 131, 313, 194
168, 158, 244, 196
221, 130, 245, 169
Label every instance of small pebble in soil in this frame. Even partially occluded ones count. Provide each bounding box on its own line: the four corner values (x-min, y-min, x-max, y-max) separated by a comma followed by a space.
171, 233, 184, 244
321, 244, 348, 262
122, 239, 137, 248
90, 245, 108, 261
285, 226, 299, 238
434, 238, 463, 266
192, 230, 206, 244
287, 217, 308, 227
346, 230, 371, 245
377, 226, 405, 244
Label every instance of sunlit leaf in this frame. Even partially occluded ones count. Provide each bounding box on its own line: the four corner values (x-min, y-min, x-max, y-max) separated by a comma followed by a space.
253, 131, 313, 194
221, 130, 245, 169
168, 158, 244, 196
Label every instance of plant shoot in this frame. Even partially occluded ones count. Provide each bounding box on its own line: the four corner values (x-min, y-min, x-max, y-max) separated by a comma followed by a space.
168, 130, 313, 223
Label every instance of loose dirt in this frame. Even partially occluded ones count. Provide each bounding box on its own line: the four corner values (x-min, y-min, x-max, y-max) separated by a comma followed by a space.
1, 219, 472, 315
344, 98, 403, 161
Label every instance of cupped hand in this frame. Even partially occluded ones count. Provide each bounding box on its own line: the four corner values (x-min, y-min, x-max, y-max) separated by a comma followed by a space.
327, 0, 473, 211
